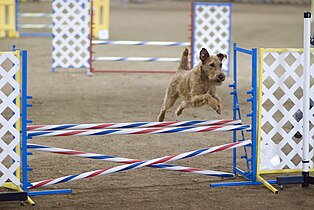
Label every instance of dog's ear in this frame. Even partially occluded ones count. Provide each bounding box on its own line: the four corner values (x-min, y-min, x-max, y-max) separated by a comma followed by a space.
216, 53, 227, 62
200, 48, 209, 63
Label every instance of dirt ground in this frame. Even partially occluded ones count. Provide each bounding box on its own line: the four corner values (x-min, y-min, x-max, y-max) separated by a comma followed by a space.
1, 0, 314, 209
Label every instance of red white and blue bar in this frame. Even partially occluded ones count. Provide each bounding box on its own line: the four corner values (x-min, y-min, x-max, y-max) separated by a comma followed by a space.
28, 140, 251, 189
28, 124, 250, 137
92, 40, 190, 46
27, 119, 241, 131
92, 57, 180, 62
27, 143, 234, 178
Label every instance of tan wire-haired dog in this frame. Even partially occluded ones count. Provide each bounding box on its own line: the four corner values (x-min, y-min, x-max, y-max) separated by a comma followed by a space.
157, 48, 227, 122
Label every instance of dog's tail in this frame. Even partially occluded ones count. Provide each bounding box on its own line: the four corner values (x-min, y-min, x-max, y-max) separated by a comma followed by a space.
177, 48, 189, 71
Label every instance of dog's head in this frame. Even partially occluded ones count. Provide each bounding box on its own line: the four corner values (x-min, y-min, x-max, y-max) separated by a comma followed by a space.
199, 48, 227, 85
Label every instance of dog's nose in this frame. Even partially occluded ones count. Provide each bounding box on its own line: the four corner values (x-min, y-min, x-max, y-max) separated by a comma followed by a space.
218, 73, 225, 81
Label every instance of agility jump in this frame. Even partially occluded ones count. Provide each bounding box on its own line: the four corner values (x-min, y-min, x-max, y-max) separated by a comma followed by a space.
51, 0, 232, 75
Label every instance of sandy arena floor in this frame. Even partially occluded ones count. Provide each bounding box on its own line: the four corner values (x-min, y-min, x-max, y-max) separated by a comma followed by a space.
0, 0, 314, 209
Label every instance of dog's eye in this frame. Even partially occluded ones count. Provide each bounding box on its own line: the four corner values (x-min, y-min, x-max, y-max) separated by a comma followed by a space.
209, 63, 215, 68
220, 63, 222, 67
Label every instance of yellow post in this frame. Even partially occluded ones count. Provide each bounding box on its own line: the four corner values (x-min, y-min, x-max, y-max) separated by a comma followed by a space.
0, 0, 18, 38
312, 0, 314, 22
93, 0, 110, 40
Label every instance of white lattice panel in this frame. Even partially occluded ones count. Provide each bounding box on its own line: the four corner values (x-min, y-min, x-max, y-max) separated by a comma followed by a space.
52, 0, 90, 69
259, 49, 314, 173
0, 52, 21, 186
192, 2, 231, 73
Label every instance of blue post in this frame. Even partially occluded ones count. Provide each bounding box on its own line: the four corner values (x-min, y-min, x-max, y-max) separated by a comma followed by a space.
251, 48, 258, 182
232, 43, 237, 174
21, 50, 28, 192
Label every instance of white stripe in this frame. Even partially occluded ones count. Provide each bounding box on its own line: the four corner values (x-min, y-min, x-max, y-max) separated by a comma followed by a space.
19, 13, 52, 17
92, 40, 190, 46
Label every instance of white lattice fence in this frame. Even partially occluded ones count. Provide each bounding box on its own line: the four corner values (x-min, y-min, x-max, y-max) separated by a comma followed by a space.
192, 2, 231, 74
0, 52, 21, 186
259, 48, 314, 174
52, 0, 90, 71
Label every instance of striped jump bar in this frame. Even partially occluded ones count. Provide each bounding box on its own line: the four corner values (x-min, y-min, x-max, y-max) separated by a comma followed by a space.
19, 24, 52, 29
27, 143, 234, 178
28, 140, 251, 189
92, 57, 180, 62
92, 40, 190, 46
27, 119, 241, 131
19, 13, 52, 18
28, 124, 250, 137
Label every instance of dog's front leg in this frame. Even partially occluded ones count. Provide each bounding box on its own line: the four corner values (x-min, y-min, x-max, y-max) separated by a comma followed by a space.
206, 94, 222, 114
176, 94, 218, 116
211, 94, 223, 113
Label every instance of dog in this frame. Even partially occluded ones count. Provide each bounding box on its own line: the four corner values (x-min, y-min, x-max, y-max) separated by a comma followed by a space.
157, 48, 227, 122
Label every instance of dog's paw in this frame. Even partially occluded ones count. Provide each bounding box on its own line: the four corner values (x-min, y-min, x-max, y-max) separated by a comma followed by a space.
210, 100, 222, 114
158, 112, 165, 122
216, 103, 223, 114
175, 108, 183, 116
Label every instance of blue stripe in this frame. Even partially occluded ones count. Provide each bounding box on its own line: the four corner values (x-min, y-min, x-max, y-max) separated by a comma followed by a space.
159, 127, 192, 133
136, 42, 145, 45
120, 123, 147, 128
56, 174, 79, 184
119, 162, 144, 171
90, 155, 117, 160
92, 130, 120, 135
184, 148, 209, 159
28, 131, 52, 137
27, 144, 49, 149
179, 120, 205, 127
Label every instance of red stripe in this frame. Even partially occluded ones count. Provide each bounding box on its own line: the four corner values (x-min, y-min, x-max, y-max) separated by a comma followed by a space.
211, 142, 239, 153
133, 127, 162, 134
179, 168, 199, 173
149, 155, 176, 165
57, 151, 85, 155
86, 169, 108, 178
27, 125, 44, 131
199, 125, 223, 132
215, 120, 233, 125
153, 122, 176, 127
90, 123, 114, 129
56, 130, 85, 136
30, 179, 54, 189
121, 160, 140, 164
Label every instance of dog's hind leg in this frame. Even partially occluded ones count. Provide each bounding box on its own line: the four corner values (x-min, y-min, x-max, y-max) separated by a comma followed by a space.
158, 91, 179, 122
177, 48, 189, 70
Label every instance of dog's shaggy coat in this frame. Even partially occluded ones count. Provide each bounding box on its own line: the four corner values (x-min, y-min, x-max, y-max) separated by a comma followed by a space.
157, 48, 227, 122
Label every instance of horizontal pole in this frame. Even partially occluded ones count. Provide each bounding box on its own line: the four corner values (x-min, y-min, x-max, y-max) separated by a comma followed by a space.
27, 119, 241, 131
27, 143, 234, 178
20, 32, 52, 37
19, 24, 52, 29
92, 69, 176, 74
29, 140, 251, 189
28, 124, 251, 137
19, 13, 52, 18
92, 40, 190, 46
28, 189, 72, 196
93, 57, 180, 62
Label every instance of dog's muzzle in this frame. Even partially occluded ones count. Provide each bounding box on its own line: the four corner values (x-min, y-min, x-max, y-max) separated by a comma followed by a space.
216, 73, 226, 82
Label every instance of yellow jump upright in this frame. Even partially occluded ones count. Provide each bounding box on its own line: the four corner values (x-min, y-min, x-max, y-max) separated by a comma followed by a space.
0, 0, 18, 38
93, 0, 110, 39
